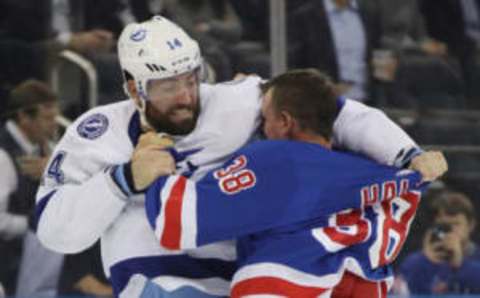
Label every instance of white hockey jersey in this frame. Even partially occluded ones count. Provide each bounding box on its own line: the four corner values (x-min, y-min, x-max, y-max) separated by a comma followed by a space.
35, 76, 419, 297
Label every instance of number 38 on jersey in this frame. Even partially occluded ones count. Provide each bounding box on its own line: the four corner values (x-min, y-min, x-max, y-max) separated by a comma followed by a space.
213, 155, 257, 195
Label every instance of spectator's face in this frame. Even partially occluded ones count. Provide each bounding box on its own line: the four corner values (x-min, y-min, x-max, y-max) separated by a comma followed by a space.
435, 211, 474, 245
25, 102, 59, 144
145, 71, 200, 135
261, 88, 287, 140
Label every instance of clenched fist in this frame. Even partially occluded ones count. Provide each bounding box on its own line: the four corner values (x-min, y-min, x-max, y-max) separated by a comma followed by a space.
409, 151, 448, 182
131, 132, 175, 191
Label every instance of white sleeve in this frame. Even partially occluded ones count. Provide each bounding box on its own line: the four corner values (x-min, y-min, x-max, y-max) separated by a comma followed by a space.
35, 114, 128, 254
0, 149, 28, 240
332, 99, 419, 166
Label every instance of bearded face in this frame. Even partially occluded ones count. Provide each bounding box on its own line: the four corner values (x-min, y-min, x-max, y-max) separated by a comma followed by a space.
144, 71, 200, 135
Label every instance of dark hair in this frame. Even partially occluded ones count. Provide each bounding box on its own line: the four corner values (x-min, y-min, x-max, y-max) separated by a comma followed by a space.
431, 191, 476, 224
260, 69, 338, 140
6, 79, 57, 120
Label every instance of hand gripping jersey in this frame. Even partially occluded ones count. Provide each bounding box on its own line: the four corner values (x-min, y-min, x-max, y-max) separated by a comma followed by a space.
145, 141, 424, 297
35, 75, 420, 297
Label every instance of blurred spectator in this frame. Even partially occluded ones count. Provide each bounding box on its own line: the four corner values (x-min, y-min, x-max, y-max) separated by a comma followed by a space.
0, 0, 131, 108
420, 0, 480, 106
228, 0, 270, 77
379, 0, 446, 55
288, 0, 382, 102
396, 191, 480, 295
162, 0, 242, 80
57, 242, 112, 297
0, 80, 60, 296
128, 0, 165, 22
0, 0, 132, 55
377, 0, 465, 109
229, 0, 268, 43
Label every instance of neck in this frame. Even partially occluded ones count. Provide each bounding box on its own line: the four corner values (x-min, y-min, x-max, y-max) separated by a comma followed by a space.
16, 121, 38, 145
293, 131, 332, 149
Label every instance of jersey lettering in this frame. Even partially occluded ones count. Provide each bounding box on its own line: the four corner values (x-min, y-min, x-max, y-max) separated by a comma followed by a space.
213, 155, 256, 195
314, 179, 419, 268
47, 151, 66, 184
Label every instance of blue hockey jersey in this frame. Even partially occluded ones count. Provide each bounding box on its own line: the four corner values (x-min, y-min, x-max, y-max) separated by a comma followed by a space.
36, 72, 422, 297
145, 140, 424, 296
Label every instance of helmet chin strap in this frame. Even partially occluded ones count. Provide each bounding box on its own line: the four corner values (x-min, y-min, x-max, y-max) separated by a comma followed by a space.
125, 80, 156, 133
137, 99, 155, 132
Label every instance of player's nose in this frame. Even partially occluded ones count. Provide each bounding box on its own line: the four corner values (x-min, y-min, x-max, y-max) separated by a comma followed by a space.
175, 86, 193, 105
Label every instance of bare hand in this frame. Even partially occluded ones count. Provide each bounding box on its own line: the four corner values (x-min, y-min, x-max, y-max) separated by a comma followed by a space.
423, 230, 451, 264
137, 132, 174, 148
131, 133, 175, 191
74, 274, 113, 296
442, 232, 464, 268
372, 55, 398, 82
423, 229, 464, 267
195, 22, 211, 33
421, 40, 448, 56
409, 151, 448, 182
17, 156, 50, 180
69, 30, 114, 54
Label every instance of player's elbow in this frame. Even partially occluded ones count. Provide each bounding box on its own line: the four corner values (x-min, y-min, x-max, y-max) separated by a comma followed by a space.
36, 215, 96, 254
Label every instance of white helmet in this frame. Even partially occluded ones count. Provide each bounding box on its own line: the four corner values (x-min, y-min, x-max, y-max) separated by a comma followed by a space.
118, 16, 202, 101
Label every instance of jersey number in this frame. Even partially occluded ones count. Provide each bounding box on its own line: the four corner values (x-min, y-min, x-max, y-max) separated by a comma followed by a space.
312, 191, 420, 268
214, 155, 256, 195
47, 151, 66, 184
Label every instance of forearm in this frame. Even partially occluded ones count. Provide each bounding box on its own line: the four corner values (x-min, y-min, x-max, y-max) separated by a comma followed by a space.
36, 170, 127, 253
333, 100, 419, 166
146, 151, 422, 251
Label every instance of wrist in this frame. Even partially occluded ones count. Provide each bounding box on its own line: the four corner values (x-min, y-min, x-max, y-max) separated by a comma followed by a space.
394, 146, 423, 168
110, 163, 137, 197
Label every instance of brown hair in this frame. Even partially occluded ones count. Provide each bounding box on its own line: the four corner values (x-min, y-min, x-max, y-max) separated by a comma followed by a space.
6, 79, 57, 119
260, 69, 338, 140
431, 191, 476, 224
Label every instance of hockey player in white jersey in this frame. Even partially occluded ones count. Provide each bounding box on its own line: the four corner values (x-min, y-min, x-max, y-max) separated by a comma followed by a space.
36, 16, 440, 297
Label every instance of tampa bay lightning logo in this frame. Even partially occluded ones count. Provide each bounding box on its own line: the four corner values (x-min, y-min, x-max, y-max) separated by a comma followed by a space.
130, 29, 147, 42
77, 113, 109, 140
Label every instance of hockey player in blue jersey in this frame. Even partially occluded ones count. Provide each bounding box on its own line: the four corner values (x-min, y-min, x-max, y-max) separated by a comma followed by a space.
142, 69, 448, 298
36, 16, 446, 298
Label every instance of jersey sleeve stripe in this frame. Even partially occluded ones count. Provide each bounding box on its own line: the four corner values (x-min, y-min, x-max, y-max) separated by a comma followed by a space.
231, 277, 329, 298
33, 190, 58, 231
232, 263, 341, 291
180, 179, 197, 249
160, 175, 187, 250
231, 263, 334, 298
154, 176, 179, 246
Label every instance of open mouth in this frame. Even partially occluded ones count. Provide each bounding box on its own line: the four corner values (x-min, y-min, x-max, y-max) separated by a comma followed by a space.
171, 108, 193, 119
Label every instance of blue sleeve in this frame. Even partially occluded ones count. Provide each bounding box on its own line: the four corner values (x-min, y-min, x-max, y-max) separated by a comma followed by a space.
145, 141, 422, 250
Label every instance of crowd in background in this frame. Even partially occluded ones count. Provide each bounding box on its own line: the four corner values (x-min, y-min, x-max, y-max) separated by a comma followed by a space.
1, 0, 480, 297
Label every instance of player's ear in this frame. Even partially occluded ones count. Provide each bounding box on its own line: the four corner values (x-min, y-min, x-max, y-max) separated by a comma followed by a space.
280, 111, 296, 135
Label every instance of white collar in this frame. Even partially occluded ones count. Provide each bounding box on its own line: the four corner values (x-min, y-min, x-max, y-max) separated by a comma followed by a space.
5, 120, 39, 155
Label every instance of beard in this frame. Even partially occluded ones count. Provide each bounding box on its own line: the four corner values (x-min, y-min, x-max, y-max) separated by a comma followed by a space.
145, 101, 200, 135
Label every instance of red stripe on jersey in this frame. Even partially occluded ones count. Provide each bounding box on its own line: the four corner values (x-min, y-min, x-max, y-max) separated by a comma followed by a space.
231, 277, 328, 298
380, 281, 388, 298
161, 176, 187, 250
332, 272, 388, 298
